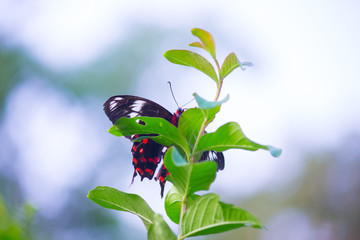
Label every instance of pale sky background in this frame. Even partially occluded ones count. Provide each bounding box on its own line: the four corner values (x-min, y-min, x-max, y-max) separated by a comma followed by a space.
1, 0, 359, 238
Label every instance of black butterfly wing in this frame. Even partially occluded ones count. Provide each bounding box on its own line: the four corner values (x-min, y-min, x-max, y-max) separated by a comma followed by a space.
104, 95, 173, 124
199, 150, 225, 170
130, 136, 163, 181
103, 95, 172, 190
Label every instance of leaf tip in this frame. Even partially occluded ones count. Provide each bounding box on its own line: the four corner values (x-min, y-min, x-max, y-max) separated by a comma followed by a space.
163, 50, 171, 59
189, 41, 203, 48
194, 93, 229, 109
191, 27, 200, 34
262, 225, 270, 231
240, 61, 254, 70
266, 145, 282, 157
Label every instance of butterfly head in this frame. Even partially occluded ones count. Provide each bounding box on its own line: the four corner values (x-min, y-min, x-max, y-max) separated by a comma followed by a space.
171, 108, 185, 126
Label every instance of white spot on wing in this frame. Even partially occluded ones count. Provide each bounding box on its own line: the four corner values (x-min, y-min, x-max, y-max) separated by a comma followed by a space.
129, 112, 138, 118
109, 101, 118, 111
129, 100, 146, 117
161, 147, 167, 154
132, 100, 146, 112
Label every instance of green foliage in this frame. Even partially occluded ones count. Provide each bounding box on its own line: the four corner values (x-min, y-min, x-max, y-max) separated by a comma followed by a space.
189, 28, 216, 59
177, 108, 205, 149
164, 147, 217, 196
180, 194, 262, 238
0, 196, 36, 240
196, 122, 281, 157
88, 186, 156, 230
164, 187, 199, 224
89, 28, 282, 239
193, 93, 229, 110
148, 214, 177, 240
220, 52, 241, 79
164, 50, 218, 83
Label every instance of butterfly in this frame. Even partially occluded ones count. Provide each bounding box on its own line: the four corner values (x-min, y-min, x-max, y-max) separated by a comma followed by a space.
103, 95, 224, 197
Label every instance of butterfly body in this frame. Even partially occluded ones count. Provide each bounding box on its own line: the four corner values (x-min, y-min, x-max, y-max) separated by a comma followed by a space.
104, 95, 224, 197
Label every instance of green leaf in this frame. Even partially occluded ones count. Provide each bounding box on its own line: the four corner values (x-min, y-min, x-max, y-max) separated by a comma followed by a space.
164, 186, 199, 224
108, 125, 123, 137
192, 93, 226, 128
23, 203, 37, 221
220, 52, 240, 79
194, 93, 229, 110
188, 41, 203, 48
87, 186, 155, 230
171, 144, 188, 166
178, 103, 224, 154
148, 214, 177, 240
196, 122, 282, 157
164, 50, 218, 83
190, 28, 216, 59
164, 147, 217, 196
110, 116, 190, 158
178, 108, 205, 148
180, 194, 262, 238
164, 186, 182, 224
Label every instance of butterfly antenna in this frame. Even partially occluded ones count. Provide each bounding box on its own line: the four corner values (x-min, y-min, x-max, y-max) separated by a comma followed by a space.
182, 97, 195, 108
167, 81, 180, 109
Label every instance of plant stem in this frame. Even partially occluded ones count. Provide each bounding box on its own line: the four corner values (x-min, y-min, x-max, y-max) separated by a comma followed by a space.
213, 56, 223, 101
214, 58, 221, 74
178, 54, 224, 240
177, 196, 187, 240
190, 117, 208, 163
214, 81, 223, 101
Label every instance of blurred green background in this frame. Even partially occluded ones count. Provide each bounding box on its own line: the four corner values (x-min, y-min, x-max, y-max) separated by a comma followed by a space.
1, 1, 359, 239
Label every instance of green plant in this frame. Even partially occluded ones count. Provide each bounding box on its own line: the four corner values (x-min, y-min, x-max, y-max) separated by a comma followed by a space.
0, 196, 36, 240
88, 28, 281, 240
